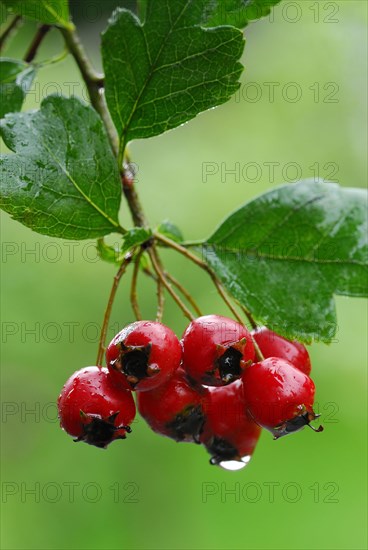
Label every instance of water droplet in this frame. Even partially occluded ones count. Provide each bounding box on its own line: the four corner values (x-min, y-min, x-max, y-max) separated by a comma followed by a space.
218, 455, 251, 471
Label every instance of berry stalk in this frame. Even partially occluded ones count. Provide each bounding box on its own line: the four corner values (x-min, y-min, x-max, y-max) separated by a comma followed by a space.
130, 251, 143, 321
148, 248, 195, 321
96, 253, 133, 366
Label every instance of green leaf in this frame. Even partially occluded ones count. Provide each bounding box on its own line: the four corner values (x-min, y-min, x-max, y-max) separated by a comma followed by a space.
0, 95, 122, 240
102, 2, 244, 148
156, 220, 184, 244
0, 3, 8, 24
0, 58, 36, 118
136, 0, 147, 21
202, 180, 368, 343
121, 227, 152, 254
96, 239, 122, 265
204, 0, 282, 28
0, 0, 73, 29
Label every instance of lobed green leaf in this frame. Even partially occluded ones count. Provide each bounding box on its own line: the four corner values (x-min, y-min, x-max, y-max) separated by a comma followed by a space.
0, 95, 122, 240
202, 180, 368, 343
0, 58, 36, 118
102, 1, 245, 149
0, 0, 73, 28
204, 0, 282, 29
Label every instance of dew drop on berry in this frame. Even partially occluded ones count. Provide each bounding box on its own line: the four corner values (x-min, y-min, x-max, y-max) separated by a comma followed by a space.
218, 455, 251, 471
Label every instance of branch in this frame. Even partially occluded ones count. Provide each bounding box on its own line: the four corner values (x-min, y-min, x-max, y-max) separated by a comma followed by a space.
24, 24, 51, 63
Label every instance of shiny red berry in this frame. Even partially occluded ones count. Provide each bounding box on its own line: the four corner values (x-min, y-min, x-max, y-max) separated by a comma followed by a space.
252, 326, 311, 375
242, 357, 323, 439
57, 366, 136, 448
106, 321, 182, 391
137, 368, 208, 443
201, 380, 261, 469
182, 315, 255, 386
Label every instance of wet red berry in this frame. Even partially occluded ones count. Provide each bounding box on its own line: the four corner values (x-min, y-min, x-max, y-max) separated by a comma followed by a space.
242, 357, 323, 439
182, 314, 255, 386
201, 380, 261, 469
106, 321, 182, 391
137, 368, 208, 443
252, 326, 311, 375
57, 366, 136, 448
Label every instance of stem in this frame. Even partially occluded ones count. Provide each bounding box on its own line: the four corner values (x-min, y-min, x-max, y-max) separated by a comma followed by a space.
156, 279, 165, 322
122, 179, 149, 228
130, 252, 143, 320
24, 24, 51, 63
148, 248, 194, 321
0, 15, 22, 53
240, 304, 257, 329
164, 272, 203, 317
96, 254, 133, 366
252, 338, 265, 362
137, 260, 165, 321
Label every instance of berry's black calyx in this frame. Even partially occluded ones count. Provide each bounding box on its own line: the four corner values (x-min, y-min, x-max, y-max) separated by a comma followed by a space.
216, 346, 243, 384
272, 410, 324, 440
74, 411, 131, 449
206, 436, 239, 465
120, 344, 153, 383
166, 404, 205, 443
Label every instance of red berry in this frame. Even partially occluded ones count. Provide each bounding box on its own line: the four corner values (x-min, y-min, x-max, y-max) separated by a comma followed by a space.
182, 314, 255, 386
106, 321, 182, 391
242, 357, 323, 439
252, 326, 311, 375
137, 368, 208, 443
57, 366, 136, 448
201, 380, 261, 469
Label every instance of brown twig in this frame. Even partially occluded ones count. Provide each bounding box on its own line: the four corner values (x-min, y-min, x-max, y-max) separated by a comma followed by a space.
24, 24, 51, 63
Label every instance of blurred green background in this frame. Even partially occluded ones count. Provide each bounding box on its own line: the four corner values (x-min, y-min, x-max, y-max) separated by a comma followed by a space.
1, 1, 367, 549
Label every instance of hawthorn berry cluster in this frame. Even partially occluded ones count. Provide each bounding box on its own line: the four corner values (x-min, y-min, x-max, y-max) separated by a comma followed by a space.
58, 316, 322, 469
